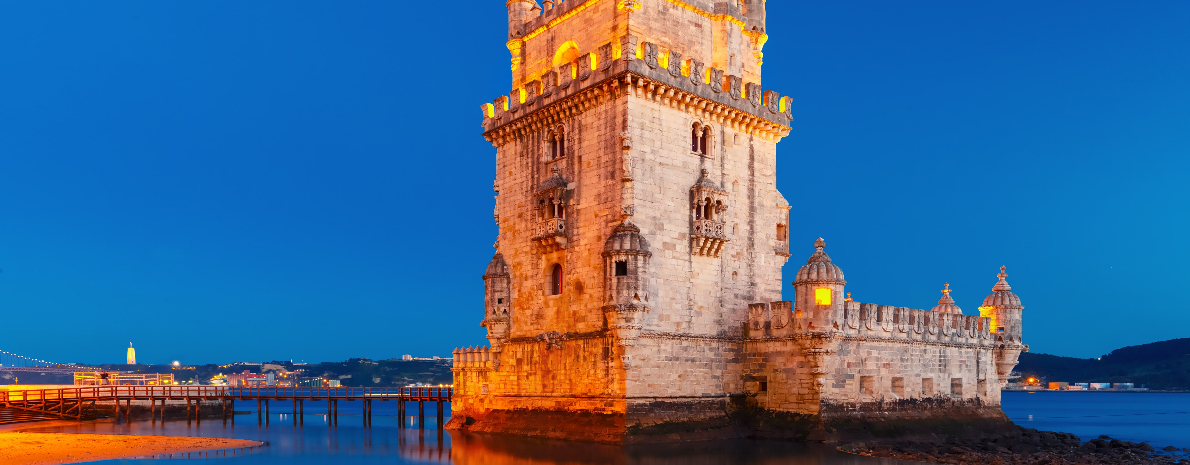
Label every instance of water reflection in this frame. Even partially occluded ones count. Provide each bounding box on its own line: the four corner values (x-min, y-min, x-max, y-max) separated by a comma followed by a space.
15, 401, 911, 464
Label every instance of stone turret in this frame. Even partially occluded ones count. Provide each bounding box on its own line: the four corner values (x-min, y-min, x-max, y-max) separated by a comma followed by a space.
792, 238, 846, 328
980, 266, 1024, 342
743, 0, 767, 34
981, 266, 1026, 389
602, 219, 651, 348
506, 0, 538, 39
482, 250, 511, 350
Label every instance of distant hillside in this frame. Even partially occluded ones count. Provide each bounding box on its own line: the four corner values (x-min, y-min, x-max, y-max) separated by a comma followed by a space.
1017, 338, 1190, 390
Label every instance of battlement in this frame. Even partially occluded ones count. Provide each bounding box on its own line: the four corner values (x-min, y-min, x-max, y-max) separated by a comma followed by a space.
480, 34, 792, 145
451, 346, 496, 371
746, 300, 994, 346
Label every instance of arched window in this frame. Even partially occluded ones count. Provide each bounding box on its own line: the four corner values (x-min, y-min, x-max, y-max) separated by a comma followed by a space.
703, 197, 714, 220
549, 129, 566, 160
691, 124, 700, 152
551, 264, 563, 295
776, 223, 787, 242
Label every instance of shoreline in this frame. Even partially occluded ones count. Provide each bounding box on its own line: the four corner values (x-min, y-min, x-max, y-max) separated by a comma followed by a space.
1004, 390, 1190, 394
837, 427, 1190, 465
0, 430, 261, 465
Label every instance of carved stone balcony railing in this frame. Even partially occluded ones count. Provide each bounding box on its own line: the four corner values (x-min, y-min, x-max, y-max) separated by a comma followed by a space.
533, 217, 567, 252
691, 219, 728, 257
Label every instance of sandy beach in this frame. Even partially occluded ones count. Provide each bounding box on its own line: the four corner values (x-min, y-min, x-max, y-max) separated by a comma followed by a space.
0, 431, 260, 465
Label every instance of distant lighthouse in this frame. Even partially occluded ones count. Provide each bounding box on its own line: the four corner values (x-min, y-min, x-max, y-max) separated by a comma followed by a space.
127, 343, 136, 365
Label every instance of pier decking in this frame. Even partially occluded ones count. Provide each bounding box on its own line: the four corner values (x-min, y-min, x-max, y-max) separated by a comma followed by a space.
0, 385, 451, 428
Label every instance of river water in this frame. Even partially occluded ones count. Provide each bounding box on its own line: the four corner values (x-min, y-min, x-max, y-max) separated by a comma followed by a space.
16, 392, 1190, 463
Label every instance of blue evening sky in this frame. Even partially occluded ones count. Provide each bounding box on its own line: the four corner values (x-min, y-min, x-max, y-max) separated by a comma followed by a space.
1, 2, 1186, 364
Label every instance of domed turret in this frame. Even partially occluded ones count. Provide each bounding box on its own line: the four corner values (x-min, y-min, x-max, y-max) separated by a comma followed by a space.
603, 219, 652, 347
792, 238, 845, 322
931, 283, 962, 314
794, 238, 845, 285
482, 250, 511, 350
979, 266, 1024, 342
603, 220, 650, 256
982, 266, 1022, 308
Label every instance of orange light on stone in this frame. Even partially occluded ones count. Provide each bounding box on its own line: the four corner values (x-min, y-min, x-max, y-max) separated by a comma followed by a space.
815, 288, 832, 306
978, 305, 999, 332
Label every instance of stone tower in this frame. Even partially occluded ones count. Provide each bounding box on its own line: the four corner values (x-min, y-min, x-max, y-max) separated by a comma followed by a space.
451, 0, 1024, 443
453, 0, 793, 441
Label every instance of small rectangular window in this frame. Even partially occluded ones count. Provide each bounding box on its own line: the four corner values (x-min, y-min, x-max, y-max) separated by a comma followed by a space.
922, 377, 934, 396
815, 288, 832, 306
776, 223, 787, 241
614, 261, 628, 276
497, 298, 503, 304
758, 381, 768, 392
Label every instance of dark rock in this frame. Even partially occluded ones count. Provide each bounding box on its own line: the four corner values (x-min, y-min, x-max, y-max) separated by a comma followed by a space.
1092, 439, 1109, 448
1100, 435, 1113, 440
1163, 446, 1179, 451
1080, 442, 1099, 451
1112, 439, 1128, 449
1138, 442, 1155, 452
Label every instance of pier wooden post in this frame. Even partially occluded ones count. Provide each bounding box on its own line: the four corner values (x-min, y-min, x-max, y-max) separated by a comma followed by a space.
326, 398, 331, 424
257, 399, 262, 425
299, 400, 304, 426
195, 398, 200, 425
265, 399, 269, 426
114, 395, 120, 422
418, 400, 424, 429
333, 399, 338, 426
222, 398, 227, 424
150, 397, 156, 423
367, 400, 373, 426
362, 400, 367, 427
126, 399, 131, 423
293, 398, 297, 426
186, 397, 192, 424
230, 399, 235, 426
436, 400, 443, 429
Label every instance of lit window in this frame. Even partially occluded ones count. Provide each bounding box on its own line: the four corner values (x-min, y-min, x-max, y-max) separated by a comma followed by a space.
814, 288, 832, 306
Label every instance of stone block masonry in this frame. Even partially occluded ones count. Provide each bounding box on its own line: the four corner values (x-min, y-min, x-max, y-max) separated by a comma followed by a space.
449, 0, 1026, 444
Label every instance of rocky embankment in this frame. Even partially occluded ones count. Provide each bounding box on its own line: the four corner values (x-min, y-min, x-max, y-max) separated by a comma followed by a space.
839, 427, 1190, 464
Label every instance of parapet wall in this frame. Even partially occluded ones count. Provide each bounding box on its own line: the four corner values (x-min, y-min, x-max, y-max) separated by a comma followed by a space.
481, 34, 792, 145
746, 300, 994, 346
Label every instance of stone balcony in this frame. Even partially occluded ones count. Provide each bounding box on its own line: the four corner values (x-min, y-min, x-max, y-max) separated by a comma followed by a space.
533, 217, 567, 252
691, 219, 728, 257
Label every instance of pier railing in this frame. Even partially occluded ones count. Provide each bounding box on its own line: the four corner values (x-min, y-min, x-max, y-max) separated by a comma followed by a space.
0, 385, 452, 403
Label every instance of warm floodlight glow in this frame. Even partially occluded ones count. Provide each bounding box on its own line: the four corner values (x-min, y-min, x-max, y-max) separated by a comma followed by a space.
815, 288, 832, 306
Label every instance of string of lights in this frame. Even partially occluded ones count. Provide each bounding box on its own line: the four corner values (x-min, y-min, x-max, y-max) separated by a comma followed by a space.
0, 349, 89, 370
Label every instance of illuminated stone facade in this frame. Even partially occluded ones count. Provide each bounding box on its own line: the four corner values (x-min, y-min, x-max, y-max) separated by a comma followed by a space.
449, 0, 1025, 443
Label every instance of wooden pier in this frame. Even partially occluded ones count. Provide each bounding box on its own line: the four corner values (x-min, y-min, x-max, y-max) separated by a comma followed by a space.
0, 385, 451, 428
